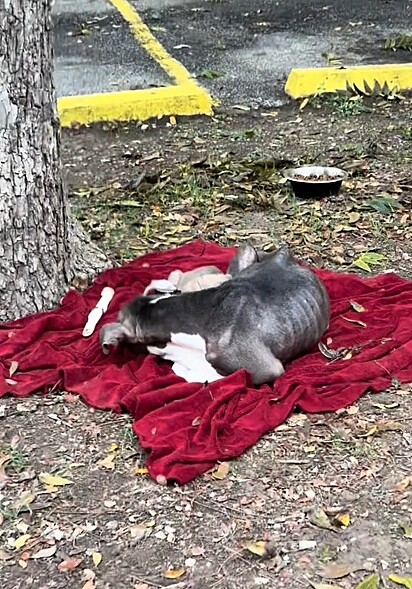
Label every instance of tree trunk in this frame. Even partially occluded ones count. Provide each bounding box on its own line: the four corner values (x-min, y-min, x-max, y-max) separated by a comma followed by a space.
0, 0, 111, 323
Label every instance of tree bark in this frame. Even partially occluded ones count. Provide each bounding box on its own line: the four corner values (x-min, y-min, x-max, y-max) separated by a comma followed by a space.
0, 0, 111, 323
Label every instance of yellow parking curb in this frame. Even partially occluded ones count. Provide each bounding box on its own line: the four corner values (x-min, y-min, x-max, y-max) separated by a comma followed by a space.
58, 0, 215, 127
58, 83, 214, 127
285, 63, 412, 98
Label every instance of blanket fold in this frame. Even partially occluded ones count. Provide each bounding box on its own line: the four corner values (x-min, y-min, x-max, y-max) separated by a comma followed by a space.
1, 240, 412, 485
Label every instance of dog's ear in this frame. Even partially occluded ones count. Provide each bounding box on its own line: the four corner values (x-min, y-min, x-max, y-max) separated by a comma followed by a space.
227, 244, 258, 276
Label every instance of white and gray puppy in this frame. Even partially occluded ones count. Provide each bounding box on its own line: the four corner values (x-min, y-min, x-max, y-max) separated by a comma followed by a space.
99, 244, 330, 385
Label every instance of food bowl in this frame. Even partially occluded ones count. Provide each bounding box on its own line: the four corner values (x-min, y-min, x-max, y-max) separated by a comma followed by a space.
283, 166, 347, 200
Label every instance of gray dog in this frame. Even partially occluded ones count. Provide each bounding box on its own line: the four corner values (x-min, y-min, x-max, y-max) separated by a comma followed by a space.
99, 244, 330, 385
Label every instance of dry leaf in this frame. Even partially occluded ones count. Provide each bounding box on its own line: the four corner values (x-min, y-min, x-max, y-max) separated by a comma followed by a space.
348, 212, 361, 223
342, 316, 367, 328
0, 548, 14, 561
92, 552, 102, 567
322, 562, 364, 579
211, 462, 229, 480
350, 300, 365, 313
135, 467, 149, 476
399, 522, 412, 539
12, 492, 36, 511
82, 569, 96, 581
13, 534, 31, 550
308, 508, 335, 531
163, 566, 186, 579
388, 574, 412, 589
39, 473, 73, 487
244, 540, 267, 557
9, 361, 18, 376
31, 544, 57, 559
333, 513, 351, 527
359, 420, 403, 438
82, 580, 95, 589
394, 477, 410, 492
57, 557, 82, 572
309, 584, 345, 589
97, 452, 116, 470
354, 573, 380, 589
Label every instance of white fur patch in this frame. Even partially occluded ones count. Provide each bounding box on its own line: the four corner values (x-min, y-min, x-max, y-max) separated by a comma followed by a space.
148, 293, 173, 304
147, 332, 223, 384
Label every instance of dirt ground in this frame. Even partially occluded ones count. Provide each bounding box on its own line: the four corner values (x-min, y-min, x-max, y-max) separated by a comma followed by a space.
1, 93, 412, 589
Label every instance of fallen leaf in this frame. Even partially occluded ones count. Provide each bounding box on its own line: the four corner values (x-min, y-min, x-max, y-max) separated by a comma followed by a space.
18, 559, 28, 569
388, 574, 412, 588
169, 115, 177, 126
394, 477, 410, 492
198, 69, 224, 80
348, 212, 361, 223
82, 569, 96, 581
0, 548, 14, 561
308, 507, 335, 531
92, 552, 102, 567
211, 462, 229, 480
31, 545, 57, 559
12, 492, 36, 511
342, 316, 367, 328
399, 522, 412, 539
333, 513, 351, 527
309, 584, 345, 589
13, 535, 31, 550
81, 581, 95, 589
359, 420, 404, 438
300, 97, 310, 110
322, 562, 364, 579
16, 522, 29, 534
9, 361, 18, 376
354, 573, 380, 589
350, 300, 365, 313
163, 566, 186, 579
135, 467, 149, 475
39, 473, 73, 487
244, 540, 267, 557
134, 584, 149, 589
97, 453, 116, 470
376, 420, 404, 432
57, 557, 82, 572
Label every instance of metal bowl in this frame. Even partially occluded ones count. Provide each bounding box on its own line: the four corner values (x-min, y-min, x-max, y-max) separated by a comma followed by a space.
283, 166, 347, 199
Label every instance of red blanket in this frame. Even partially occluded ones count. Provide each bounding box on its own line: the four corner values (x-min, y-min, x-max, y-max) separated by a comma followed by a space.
1, 240, 412, 484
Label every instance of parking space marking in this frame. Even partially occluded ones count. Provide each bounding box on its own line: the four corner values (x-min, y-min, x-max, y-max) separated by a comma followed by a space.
57, 0, 215, 127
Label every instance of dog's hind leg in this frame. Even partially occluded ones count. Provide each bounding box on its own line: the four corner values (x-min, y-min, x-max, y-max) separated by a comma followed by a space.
206, 337, 284, 386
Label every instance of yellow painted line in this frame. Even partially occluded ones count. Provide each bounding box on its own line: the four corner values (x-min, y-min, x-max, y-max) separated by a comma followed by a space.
108, 0, 194, 86
285, 63, 412, 98
58, 83, 214, 127
58, 0, 215, 127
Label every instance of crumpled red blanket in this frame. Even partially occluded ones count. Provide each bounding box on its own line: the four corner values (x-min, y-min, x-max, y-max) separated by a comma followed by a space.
1, 240, 412, 484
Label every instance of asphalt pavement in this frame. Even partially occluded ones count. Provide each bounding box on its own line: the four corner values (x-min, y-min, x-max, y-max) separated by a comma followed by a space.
53, 0, 411, 107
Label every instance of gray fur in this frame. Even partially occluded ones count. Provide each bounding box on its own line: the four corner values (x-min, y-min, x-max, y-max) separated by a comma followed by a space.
100, 245, 330, 386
